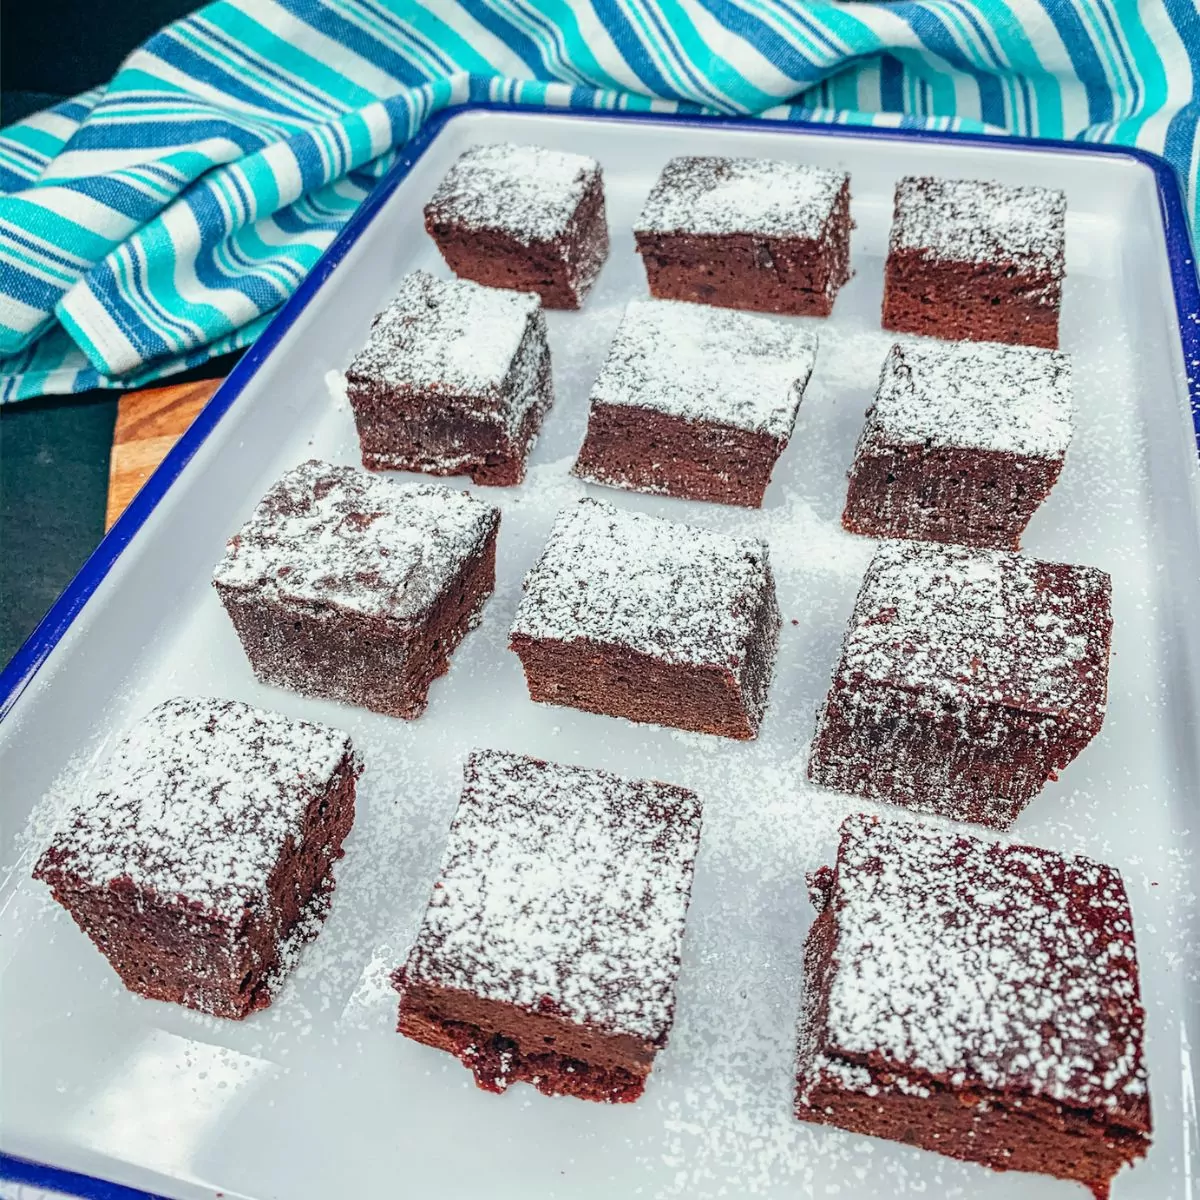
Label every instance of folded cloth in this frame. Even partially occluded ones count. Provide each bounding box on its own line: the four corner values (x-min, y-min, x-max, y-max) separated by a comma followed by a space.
0, 0, 1196, 401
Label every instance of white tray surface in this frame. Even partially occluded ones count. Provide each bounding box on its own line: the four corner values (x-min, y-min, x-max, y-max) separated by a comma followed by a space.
1, 109, 1198, 1200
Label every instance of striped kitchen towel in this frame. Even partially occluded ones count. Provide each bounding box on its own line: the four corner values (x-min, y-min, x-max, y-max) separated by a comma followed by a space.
1, 0, 1197, 401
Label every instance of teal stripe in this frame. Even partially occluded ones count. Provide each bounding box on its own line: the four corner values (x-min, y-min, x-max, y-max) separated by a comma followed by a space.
0, 195, 126, 261
208, 6, 379, 109
54, 303, 108, 368
0, 240, 80, 286
890, 48, 960, 117
396, 4, 498, 74
934, 3, 1015, 125
485, 0, 592, 87
114, 167, 178, 202
3, 126, 64, 161
618, 0, 698, 103
1070, 0, 1127, 108
173, 23, 332, 121
504, 0, 608, 85
325, 0, 452, 81
978, 0, 1064, 138
654, 6, 778, 112
1106, 4, 1169, 142
0, 0, 1196, 397
0, 147, 46, 182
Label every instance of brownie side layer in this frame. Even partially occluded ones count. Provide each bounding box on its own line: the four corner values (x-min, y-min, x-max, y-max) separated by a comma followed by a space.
216, 519, 498, 718
346, 334, 552, 486
882, 248, 1061, 348
635, 179, 851, 317
427, 173, 609, 309
806, 679, 1100, 830
510, 566, 778, 740
842, 441, 1064, 550
797, 908, 1148, 1198
35, 753, 358, 1019
396, 979, 653, 1102
573, 400, 784, 507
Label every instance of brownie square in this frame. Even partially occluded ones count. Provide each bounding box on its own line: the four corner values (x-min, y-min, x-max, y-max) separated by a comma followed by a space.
807, 539, 1112, 828
509, 498, 781, 739
842, 340, 1073, 549
633, 155, 851, 317
33, 697, 361, 1019
214, 459, 499, 719
796, 814, 1151, 1194
572, 298, 817, 507
882, 176, 1067, 348
424, 142, 609, 309
394, 749, 702, 1103
344, 270, 553, 485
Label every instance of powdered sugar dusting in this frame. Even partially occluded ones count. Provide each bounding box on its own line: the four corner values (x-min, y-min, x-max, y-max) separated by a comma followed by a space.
584, 298, 817, 438
425, 142, 600, 244
400, 749, 701, 1043
635, 155, 846, 239
7, 126, 1199, 1200
33, 697, 355, 919
815, 814, 1149, 1121
510, 497, 776, 672
213, 459, 498, 620
865, 340, 1072, 458
891, 175, 1066, 273
840, 540, 1111, 717
345, 270, 542, 397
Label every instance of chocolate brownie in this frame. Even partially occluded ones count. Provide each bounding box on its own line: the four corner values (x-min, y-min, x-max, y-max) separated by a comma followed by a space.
807, 540, 1112, 828
842, 340, 1073, 549
572, 298, 818, 507
214, 459, 499, 719
394, 749, 701, 1103
343, 270, 553, 485
882, 176, 1067, 348
633, 155, 851, 317
796, 814, 1151, 1198
424, 142, 609, 309
509, 498, 780, 739
33, 697, 361, 1020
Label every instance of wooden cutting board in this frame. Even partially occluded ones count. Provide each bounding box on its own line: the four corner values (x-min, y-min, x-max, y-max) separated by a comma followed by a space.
105, 378, 224, 529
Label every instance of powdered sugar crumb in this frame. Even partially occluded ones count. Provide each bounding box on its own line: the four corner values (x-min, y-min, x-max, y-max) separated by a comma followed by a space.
839, 539, 1111, 717
399, 749, 701, 1043
808, 814, 1149, 1120
213, 459, 498, 621
891, 175, 1066, 274
345, 270, 542, 400
33, 697, 355, 919
584, 298, 817, 438
636, 155, 846, 239
425, 142, 599, 244
510, 497, 776, 672
865, 340, 1072, 458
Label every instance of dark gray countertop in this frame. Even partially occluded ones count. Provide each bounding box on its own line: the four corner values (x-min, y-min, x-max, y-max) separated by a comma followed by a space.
0, 0, 215, 667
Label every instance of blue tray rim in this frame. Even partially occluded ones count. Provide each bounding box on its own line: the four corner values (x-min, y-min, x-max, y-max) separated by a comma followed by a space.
2, 100, 1199, 1200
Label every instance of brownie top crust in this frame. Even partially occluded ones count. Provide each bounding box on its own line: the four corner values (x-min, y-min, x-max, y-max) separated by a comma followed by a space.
403, 749, 702, 1044
510, 497, 774, 670
591, 298, 817, 438
345, 270, 541, 402
815, 814, 1149, 1128
424, 142, 601, 244
33, 697, 357, 919
213, 459, 499, 621
634, 154, 847, 239
867, 340, 1072, 458
890, 175, 1066, 275
840, 540, 1111, 718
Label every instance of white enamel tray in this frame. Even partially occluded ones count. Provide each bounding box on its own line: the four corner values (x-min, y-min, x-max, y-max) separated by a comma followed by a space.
2, 106, 1199, 1200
